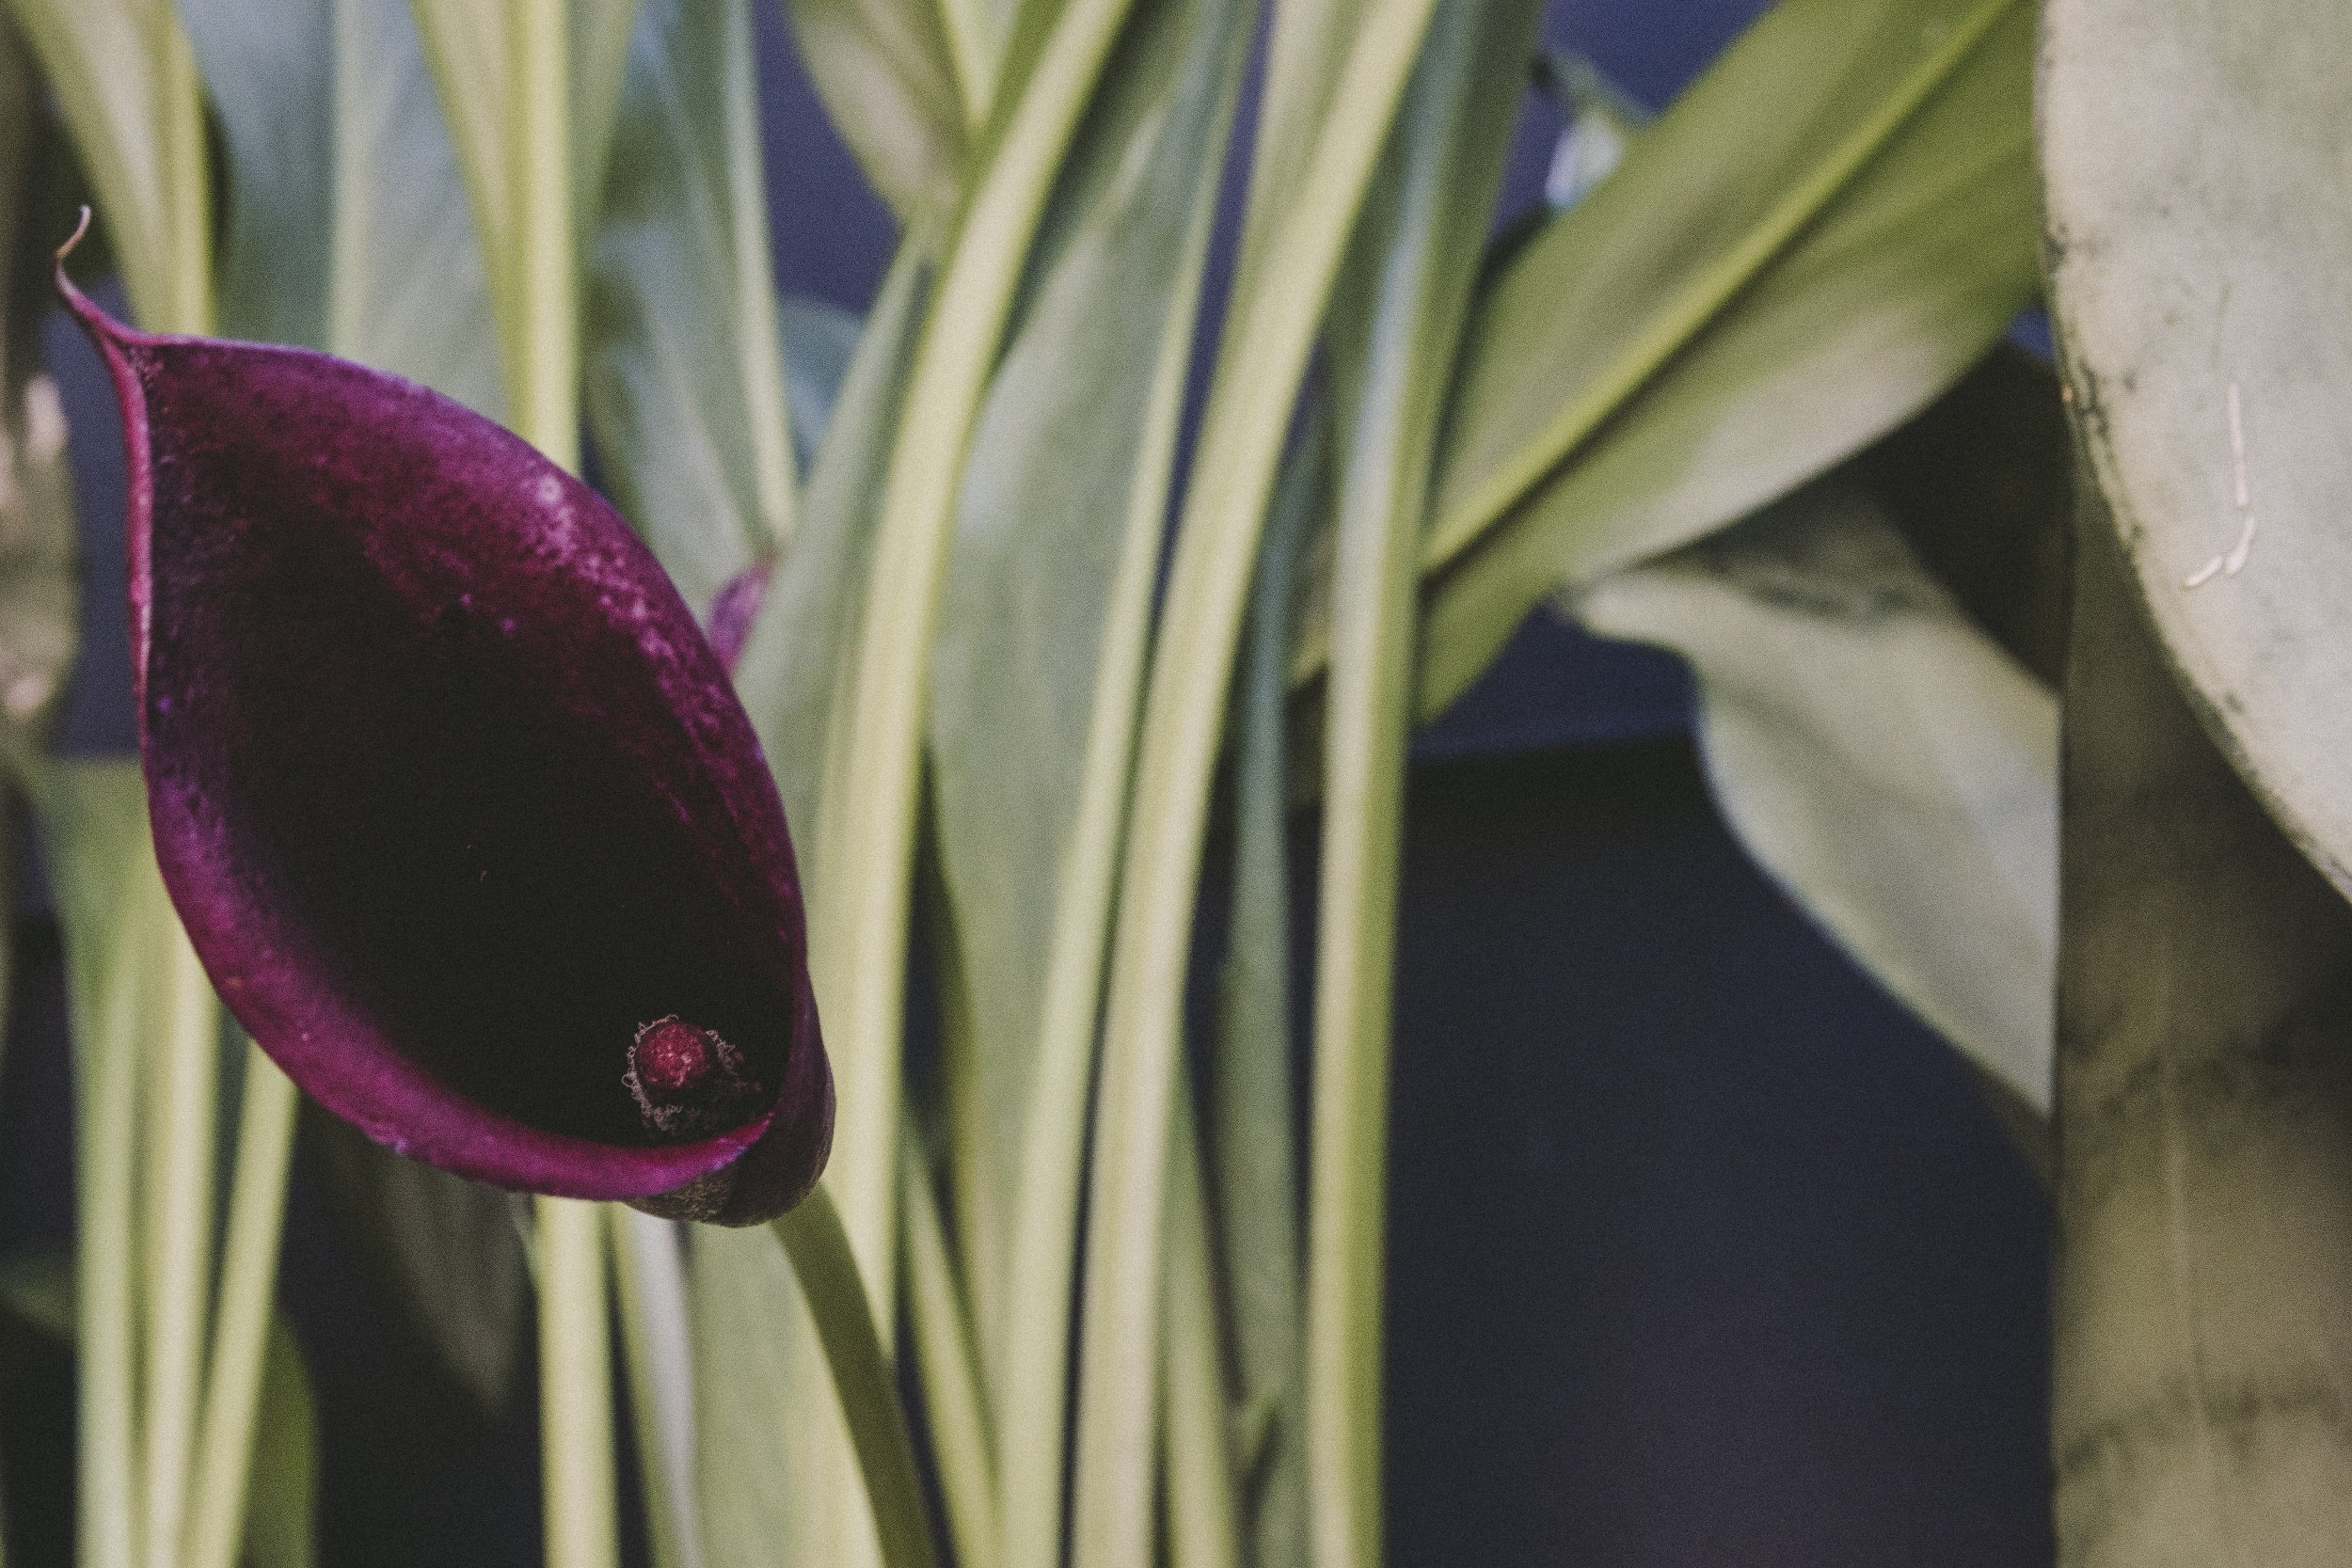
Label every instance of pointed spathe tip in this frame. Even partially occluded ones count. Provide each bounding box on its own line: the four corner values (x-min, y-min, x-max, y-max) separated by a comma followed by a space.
52, 208, 163, 358
52, 207, 100, 332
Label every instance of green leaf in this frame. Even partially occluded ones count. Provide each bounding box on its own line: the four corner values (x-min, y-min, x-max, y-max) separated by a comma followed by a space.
182, 0, 504, 415
898, 1130, 995, 1568
733, 240, 930, 847
36, 768, 224, 1568
1214, 415, 1312, 1568
1397, 0, 2040, 718
1578, 475, 2057, 1127
781, 0, 968, 224
309, 1106, 531, 1414
407, 0, 644, 402
1162, 1077, 1240, 1568
778, 295, 863, 470
936, 0, 1019, 125
241, 1319, 319, 1568
2041, 0, 2352, 895
610, 1210, 705, 1568
1228, 0, 1361, 305
2050, 500, 2352, 1559
326, 0, 506, 411
686, 1224, 810, 1568
798, 0, 1142, 1364
585, 0, 796, 616
176, 0, 329, 348
4, 0, 210, 330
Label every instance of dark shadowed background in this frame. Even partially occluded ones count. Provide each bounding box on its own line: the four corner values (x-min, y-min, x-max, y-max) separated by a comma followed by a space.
0, 1, 2052, 1562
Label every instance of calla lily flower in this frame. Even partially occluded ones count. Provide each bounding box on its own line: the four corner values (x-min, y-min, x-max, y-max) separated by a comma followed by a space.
57, 226, 830, 1226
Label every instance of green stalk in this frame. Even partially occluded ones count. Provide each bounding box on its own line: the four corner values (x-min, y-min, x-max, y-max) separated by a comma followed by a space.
79, 875, 152, 1568
537, 1199, 619, 1568
992, 77, 1233, 1568
152, 6, 214, 337
900, 1132, 997, 1568
508, 0, 580, 470
793, 13, 1136, 1560
1213, 404, 1317, 1568
1068, 6, 1438, 1565
1305, 8, 1540, 1560
1163, 1082, 1241, 1568
180, 1051, 298, 1568
610, 1209, 703, 1568
771, 1187, 942, 1568
937, 0, 998, 130
718, 0, 795, 546
501, 9, 612, 1567
132, 28, 219, 1564
805, 0, 1138, 1330
140, 930, 218, 1568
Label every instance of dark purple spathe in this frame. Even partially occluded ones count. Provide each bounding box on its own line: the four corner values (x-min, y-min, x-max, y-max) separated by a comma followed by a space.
58, 230, 830, 1226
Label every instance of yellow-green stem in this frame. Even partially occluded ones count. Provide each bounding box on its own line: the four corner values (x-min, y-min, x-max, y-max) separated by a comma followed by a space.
507, 0, 579, 469
808, 0, 1139, 1329
498, 10, 612, 1568
901, 1133, 998, 1568
153, 10, 214, 336
1163, 1085, 1240, 1568
718, 0, 795, 546
1068, 5, 1440, 1564
79, 876, 151, 1568
537, 1199, 618, 1568
992, 88, 1232, 1568
610, 1209, 701, 1568
140, 930, 217, 1568
181, 1052, 298, 1568
771, 1187, 942, 1568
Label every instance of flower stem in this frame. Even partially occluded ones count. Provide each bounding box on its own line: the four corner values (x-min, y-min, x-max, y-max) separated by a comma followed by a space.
499, 8, 613, 1565
808, 0, 1138, 1327
537, 1198, 618, 1568
152, 7, 213, 337
900, 1132, 996, 1568
1069, 5, 1440, 1564
610, 1208, 704, 1568
180, 1049, 298, 1568
78, 865, 153, 1568
771, 1185, 941, 1568
141, 930, 217, 1568
1163, 1082, 1240, 1568
507, 0, 579, 470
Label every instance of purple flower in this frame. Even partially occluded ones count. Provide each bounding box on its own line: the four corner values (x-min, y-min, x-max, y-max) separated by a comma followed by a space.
57, 227, 830, 1226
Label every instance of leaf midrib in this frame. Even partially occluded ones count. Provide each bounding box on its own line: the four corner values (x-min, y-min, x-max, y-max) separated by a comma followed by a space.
1422, 0, 2024, 578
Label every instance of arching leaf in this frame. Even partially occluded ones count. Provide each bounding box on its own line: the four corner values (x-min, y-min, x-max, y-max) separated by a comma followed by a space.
586, 0, 796, 617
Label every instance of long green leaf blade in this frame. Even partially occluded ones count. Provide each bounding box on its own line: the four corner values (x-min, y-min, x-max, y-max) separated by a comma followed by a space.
586, 0, 797, 615
1391, 0, 2039, 717
1579, 477, 2057, 1123
782, 0, 969, 224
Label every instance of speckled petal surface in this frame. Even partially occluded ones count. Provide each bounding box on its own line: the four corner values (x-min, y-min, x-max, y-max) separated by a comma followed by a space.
63, 261, 831, 1226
